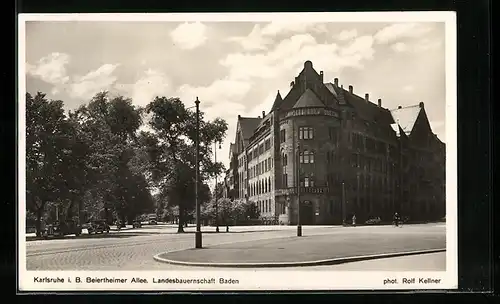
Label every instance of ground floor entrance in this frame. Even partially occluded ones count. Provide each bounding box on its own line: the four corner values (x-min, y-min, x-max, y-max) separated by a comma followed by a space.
299, 201, 314, 225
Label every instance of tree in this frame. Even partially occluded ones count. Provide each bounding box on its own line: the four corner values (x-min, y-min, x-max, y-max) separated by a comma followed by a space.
26, 92, 73, 235
71, 92, 149, 224
143, 97, 227, 232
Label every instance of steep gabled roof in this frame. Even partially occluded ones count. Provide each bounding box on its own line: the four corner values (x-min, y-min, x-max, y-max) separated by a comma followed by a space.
293, 89, 325, 108
324, 83, 337, 97
238, 116, 261, 140
270, 91, 283, 111
390, 105, 421, 135
229, 143, 235, 158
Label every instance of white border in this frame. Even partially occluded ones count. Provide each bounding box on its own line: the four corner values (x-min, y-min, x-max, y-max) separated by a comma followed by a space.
17, 12, 458, 292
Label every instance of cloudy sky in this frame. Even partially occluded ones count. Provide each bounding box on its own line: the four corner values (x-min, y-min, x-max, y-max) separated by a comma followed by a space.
24, 17, 447, 172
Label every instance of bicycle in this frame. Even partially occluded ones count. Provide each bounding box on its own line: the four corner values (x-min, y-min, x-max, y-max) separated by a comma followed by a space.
392, 220, 403, 228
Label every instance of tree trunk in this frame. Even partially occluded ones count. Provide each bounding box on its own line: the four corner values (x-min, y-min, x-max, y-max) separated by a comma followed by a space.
35, 207, 43, 237
120, 213, 126, 227
177, 204, 185, 233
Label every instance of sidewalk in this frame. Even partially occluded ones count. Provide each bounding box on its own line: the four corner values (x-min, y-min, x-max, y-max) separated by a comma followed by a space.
155, 230, 446, 267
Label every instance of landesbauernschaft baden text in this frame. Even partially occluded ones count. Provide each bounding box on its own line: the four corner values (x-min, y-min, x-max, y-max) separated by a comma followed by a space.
33, 276, 240, 285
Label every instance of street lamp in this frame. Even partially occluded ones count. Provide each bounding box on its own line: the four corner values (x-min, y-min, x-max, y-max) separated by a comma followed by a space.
214, 141, 221, 233
341, 181, 346, 225
194, 97, 202, 249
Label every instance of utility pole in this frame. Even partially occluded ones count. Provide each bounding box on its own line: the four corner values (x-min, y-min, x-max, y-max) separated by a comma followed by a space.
195, 97, 202, 249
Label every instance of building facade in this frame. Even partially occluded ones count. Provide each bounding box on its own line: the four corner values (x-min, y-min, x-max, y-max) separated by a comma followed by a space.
224, 60, 446, 225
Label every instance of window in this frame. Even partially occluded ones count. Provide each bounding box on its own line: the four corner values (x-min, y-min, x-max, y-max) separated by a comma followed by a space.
299, 127, 314, 139
283, 174, 288, 187
283, 153, 288, 166
300, 150, 315, 164
300, 173, 315, 187
265, 139, 271, 151
280, 129, 286, 143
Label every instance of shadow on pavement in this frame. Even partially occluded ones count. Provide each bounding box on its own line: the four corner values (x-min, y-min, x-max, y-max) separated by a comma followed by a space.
26, 231, 167, 241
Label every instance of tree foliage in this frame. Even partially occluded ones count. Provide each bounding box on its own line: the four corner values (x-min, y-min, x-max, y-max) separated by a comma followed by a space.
142, 97, 227, 232
25, 91, 227, 235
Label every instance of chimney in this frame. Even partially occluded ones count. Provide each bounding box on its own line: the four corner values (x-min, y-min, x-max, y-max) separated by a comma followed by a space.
238, 114, 241, 119
365, 93, 369, 102
378, 98, 382, 107
262, 111, 266, 117
320, 71, 324, 82
334, 78, 339, 86
349, 85, 353, 94
419, 102, 425, 108
290, 81, 294, 88
398, 105, 402, 109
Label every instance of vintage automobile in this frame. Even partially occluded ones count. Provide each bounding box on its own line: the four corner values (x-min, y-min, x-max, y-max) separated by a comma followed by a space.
147, 214, 158, 225
132, 219, 142, 228
42, 220, 82, 239
87, 220, 110, 234
365, 216, 382, 225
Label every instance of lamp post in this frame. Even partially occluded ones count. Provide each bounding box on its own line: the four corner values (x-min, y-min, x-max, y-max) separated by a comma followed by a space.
214, 141, 221, 233
341, 181, 346, 225
195, 97, 202, 249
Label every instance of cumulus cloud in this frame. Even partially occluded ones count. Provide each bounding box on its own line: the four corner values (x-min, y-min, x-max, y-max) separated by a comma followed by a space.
374, 22, 433, 44
221, 33, 375, 82
337, 29, 358, 41
227, 24, 274, 51
260, 21, 327, 37
170, 22, 208, 50
115, 69, 172, 107
70, 64, 120, 99
26, 52, 70, 85
176, 78, 252, 108
391, 42, 409, 52
228, 22, 327, 51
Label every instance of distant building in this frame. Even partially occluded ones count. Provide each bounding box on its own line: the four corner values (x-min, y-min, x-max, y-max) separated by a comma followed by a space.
224, 60, 445, 225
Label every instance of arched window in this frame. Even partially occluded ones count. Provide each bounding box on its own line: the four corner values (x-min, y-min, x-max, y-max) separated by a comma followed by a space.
283, 153, 288, 166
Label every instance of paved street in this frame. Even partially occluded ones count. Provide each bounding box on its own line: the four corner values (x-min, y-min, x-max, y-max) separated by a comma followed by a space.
25, 223, 445, 271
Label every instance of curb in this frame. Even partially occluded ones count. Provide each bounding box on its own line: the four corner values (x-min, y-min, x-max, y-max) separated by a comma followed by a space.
153, 248, 446, 268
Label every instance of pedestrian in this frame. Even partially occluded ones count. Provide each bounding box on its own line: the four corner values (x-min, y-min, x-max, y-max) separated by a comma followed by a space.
352, 214, 356, 226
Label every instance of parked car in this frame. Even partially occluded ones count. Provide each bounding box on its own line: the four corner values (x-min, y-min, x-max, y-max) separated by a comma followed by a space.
42, 220, 82, 239
365, 216, 382, 225
87, 220, 110, 234
132, 219, 142, 228
148, 214, 158, 225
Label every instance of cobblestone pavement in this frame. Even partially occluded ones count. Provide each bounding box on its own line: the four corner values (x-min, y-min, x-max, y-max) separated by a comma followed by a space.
25, 223, 445, 271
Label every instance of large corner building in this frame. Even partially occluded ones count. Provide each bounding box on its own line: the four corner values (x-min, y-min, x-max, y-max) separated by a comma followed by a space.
223, 61, 446, 225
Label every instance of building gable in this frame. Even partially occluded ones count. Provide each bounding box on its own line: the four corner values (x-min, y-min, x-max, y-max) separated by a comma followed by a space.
278, 61, 340, 112
293, 88, 325, 108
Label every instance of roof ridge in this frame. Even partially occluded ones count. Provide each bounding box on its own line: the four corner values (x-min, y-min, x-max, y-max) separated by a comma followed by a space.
390, 104, 421, 111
